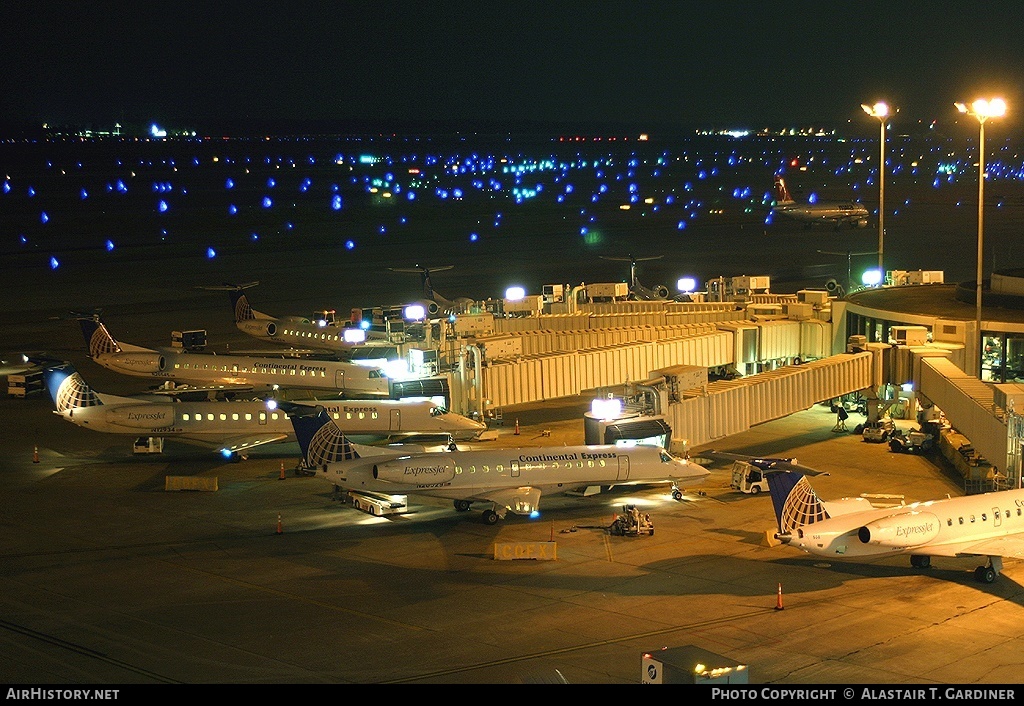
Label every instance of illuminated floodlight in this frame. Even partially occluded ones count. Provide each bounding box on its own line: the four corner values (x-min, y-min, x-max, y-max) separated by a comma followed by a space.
150, 123, 167, 138
861, 269, 883, 286
505, 286, 525, 301
343, 328, 366, 343
266, 399, 278, 410
359, 320, 370, 330
591, 396, 622, 421
901, 382, 914, 392
677, 277, 697, 293
404, 304, 426, 321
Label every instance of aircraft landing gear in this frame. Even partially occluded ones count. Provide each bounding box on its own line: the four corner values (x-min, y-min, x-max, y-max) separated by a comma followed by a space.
974, 557, 1002, 583
671, 485, 683, 501
910, 555, 931, 569
481, 504, 507, 525
454, 499, 472, 512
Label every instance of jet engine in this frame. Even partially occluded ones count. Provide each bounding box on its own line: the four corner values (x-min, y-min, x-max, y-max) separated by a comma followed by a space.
105, 405, 176, 429
238, 319, 276, 338
373, 460, 455, 485
105, 353, 166, 374
857, 512, 940, 548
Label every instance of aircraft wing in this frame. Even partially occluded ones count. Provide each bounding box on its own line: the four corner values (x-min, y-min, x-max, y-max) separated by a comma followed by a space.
146, 383, 259, 396
927, 536, 1024, 560
694, 450, 827, 476
471, 486, 542, 515
178, 432, 290, 453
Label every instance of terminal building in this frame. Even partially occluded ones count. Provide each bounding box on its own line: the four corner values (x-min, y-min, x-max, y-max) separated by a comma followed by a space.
434, 271, 1024, 493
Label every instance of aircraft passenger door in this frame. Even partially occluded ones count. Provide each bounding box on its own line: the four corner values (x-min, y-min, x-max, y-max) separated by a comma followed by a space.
617, 455, 630, 481
335, 370, 345, 390
994, 507, 1002, 528
511, 461, 520, 478
390, 409, 400, 431
258, 411, 267, 426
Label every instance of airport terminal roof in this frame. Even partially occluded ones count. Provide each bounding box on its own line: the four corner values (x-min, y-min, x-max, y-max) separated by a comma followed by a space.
846, 283, 1024, 326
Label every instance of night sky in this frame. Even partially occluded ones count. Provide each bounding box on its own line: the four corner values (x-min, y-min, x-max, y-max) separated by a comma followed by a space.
3, 1, 1024, 133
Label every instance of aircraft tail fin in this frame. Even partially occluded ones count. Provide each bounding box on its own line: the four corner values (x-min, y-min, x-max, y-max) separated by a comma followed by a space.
230, 288, 256, 323
78, 316, 121, 357
767, 470, 830, 536
43, 363, 103, 412
774, 176, 794, 205
288, 406, 362, 467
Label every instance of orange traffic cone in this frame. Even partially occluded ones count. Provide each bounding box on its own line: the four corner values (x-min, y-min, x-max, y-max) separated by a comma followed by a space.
276, 513, 283, 535
279, 462, 286, 480
33, 445, 39, 463
775, 583, 785, 610
514, 418, 520, 435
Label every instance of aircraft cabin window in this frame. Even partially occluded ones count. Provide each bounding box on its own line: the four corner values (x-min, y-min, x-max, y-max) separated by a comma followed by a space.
469, 465, 476, 474
482, 465, 490, 473
1019, 509, 1022, 516
959, 517, 964, 525
947, 519, 952, 526
455, 465, 463, 475
232, 413, 239, 421
970, 515, 976, 523
272, 413, 279, 420
259, 412, 266, 422
207, 413, 214, 421
219, 413, 227, 421
245, 413, 252, 421
982, 513, 988, 521
995, 511, 1001, 519
182, 413, 190, 421
332, 412, 339, 420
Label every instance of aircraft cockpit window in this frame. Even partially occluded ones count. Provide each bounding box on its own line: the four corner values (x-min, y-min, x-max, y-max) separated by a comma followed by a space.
369, 369, 386, 379
659, 451, 673, 463
430, 406, 449, 417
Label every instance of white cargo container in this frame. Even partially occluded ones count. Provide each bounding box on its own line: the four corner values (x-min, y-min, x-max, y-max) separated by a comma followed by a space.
585, 282, 629, 301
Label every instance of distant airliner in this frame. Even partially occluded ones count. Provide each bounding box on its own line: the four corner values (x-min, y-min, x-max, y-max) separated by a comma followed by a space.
44, 363, 484, 459
76, 315, 391, 398
771, 176, 870, 230
599, 254, 671, 301
389, 265, 476, 317
753, 458, 1024, 583
199, 281, 381, 353
290, 405, 710, 524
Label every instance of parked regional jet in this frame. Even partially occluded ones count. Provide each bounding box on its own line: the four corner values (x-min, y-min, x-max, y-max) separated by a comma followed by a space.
200, 282, 378, 352
76, 315, 391, 397
290, 406, 709, 524
770, 176, 870, 230
598, 254, 670, 300
388, 265, 476, 317
745, 456, 1024, 583
44, 363, 485, 459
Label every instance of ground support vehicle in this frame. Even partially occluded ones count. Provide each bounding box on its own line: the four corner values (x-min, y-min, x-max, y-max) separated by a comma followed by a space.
608, 505, 654, 536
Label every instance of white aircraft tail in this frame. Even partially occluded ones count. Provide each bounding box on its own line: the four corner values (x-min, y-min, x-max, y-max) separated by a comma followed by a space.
773, 176, 795, 205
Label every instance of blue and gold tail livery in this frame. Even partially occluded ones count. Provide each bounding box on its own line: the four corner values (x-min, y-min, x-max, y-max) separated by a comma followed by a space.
230, 288, 255, 323
290, 407, 361, 467
43, 363, 102, 412
78, 317, 120, 357
767, 470, 830, 535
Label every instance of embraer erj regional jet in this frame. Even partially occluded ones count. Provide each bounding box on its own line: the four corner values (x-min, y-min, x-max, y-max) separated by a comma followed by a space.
44, 363, 484, 459
201, 282, 377, 352
756, 458, 1024, 583
77, 315, 390, 397
290, 406, 709, 524
771, 176, 870, 229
